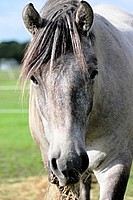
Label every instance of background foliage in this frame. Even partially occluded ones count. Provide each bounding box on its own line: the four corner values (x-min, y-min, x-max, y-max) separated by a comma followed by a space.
0, 41, 27, 64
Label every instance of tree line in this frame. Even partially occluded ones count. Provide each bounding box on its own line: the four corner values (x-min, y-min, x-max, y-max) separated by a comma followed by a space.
0, 41, 28, 64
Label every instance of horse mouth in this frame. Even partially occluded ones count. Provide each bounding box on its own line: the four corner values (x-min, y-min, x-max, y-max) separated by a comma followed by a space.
49, 170, 80, 187
48, 151, 89, 186
49, 171, 80, 199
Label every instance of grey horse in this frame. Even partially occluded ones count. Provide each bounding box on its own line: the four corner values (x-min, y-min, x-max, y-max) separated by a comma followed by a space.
21, 0, 133, 199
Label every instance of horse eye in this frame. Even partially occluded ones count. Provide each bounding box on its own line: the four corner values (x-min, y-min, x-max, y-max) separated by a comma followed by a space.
90, 69, 98, 79
30, 75, 38, 84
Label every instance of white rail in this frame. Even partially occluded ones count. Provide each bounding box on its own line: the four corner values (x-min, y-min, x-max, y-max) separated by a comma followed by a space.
0, 85, 29, 114
0, 109, 28, 114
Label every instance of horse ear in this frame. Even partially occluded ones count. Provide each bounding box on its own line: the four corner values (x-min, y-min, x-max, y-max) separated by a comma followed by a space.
76, 1, 94, 33
22, 3, 43, 35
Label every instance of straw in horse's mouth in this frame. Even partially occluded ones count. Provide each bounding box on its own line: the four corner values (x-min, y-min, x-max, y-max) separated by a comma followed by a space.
49, 171, 80, 200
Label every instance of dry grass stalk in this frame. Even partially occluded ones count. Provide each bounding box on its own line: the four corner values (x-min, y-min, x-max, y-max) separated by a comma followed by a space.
49, 172, 80, 200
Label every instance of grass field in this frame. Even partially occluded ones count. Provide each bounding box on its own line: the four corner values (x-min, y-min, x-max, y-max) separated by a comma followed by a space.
0, 69, 44, 183
0, 69, 132, 199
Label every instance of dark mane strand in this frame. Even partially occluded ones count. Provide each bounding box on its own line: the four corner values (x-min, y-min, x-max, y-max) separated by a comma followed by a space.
21, 1, 88, 81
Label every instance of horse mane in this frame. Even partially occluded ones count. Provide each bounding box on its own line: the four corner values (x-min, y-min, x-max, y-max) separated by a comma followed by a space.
21, 0, 87, 80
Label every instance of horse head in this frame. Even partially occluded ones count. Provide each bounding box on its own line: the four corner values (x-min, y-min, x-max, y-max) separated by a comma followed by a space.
22, 1, 98, 186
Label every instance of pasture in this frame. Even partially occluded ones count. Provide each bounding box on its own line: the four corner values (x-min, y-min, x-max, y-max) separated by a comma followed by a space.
0, 69, 132, 199
0, 69, 44, 182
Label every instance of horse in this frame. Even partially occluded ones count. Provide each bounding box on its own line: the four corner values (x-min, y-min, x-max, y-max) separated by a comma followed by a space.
21, 0, 133, 199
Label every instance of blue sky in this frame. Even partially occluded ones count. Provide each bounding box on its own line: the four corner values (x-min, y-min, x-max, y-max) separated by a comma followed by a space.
0, 0, 133, 42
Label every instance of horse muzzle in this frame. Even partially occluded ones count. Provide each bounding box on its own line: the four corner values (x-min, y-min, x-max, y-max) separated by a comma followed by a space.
48, 150, 89, 186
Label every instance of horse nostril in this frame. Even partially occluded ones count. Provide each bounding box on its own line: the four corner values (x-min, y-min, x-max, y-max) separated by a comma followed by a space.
49, 151, 89, 186
51, 158, 58, 170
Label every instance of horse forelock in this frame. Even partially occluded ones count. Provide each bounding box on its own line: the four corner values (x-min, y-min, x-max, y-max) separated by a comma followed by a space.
21, 0, 88, 81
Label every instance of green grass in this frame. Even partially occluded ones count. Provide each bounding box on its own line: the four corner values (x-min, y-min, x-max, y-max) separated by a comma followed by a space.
0, 113, 44, 182
0, 69, 44, 183
126, 166, 133, 198
0, 69, 20, 86
0, 90, 26, 109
